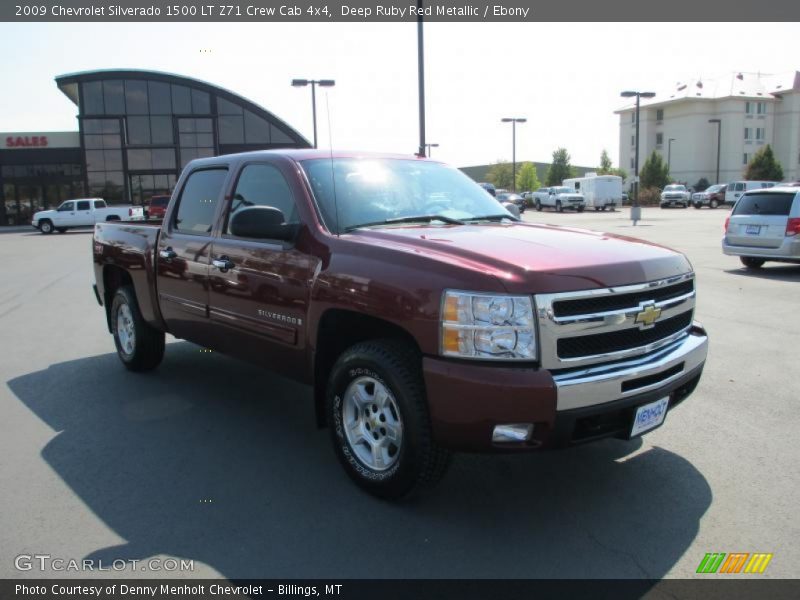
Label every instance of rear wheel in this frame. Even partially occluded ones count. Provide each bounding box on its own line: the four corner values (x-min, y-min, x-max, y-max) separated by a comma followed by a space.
535, 199, 542, 212
740, 257, 765, 270
111, 286, 165, 372
694, 203, 702, 209
710, 199, 719, 209
39, 220, 53, 234
556, 200, 563, 213
577, 206, 585, 213
326, 339, 451, 499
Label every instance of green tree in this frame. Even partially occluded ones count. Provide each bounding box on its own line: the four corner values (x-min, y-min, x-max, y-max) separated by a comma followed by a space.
545, 148, 578, 185
485, 161, 514, 189
515, 162, 540, 192
598, 149, 613, 174
639, 151, 670, 190
693, 177, 710, 192
745, 145, 784, 181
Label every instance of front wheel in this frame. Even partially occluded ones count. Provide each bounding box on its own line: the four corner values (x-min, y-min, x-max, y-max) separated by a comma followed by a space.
694, 203, 702, 209
535, 200, 542, 212
39, 220, 53, 234
326, 339, 451, 499
740, 257, 765, 270
577, 206, 585, 213
556, 201, 563, 213
710, 199, 719, 209
111, 286, 165, 372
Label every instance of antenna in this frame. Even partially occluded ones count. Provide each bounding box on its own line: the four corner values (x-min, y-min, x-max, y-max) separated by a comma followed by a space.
325, 91, 341, 237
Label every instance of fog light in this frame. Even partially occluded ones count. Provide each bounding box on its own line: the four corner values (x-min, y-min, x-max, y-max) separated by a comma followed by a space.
492, 423, 534, 443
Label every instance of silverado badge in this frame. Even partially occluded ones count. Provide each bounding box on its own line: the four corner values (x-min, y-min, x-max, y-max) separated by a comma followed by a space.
635, 303, 662, 329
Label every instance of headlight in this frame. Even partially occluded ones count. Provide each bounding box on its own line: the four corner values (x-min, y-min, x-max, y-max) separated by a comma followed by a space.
440, 290, 536, 360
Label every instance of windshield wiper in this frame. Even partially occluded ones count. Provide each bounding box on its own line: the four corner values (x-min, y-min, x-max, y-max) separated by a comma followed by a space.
344, 214, 464, 232
466, 214, 520, 223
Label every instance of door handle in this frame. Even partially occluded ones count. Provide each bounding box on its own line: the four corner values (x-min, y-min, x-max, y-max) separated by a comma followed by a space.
212, 257, 235, 272
159, 248, 177, 260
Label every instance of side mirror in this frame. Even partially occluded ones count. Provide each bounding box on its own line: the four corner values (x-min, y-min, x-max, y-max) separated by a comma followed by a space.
502, 202, 520, 218
229, 206, 298, 241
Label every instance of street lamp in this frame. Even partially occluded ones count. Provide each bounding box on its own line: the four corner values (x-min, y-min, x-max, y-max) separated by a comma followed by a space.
291, 78, 335, 149
425, 143, 439, 157
668, 138, 676, 172
501, 117, 526, 192
708, 119, 721, 184
621, 90, 655, 225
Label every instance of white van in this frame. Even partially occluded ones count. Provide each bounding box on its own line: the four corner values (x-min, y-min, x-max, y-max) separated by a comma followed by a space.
563, 174, 622, 211
724, 181, 778, 206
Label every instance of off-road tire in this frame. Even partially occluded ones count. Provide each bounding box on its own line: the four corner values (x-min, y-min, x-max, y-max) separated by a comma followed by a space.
111, 285, 165, 372
326, 339, 451, 499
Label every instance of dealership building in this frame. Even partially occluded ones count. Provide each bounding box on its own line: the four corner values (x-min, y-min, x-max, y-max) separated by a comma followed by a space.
0, 69, 310, 226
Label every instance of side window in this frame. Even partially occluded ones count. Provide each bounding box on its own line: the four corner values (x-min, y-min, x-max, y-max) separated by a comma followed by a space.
59, 201, 75, 212
173, 169, 228, 234
736, 183, 745, 192
77, 200, 91, 211
225, 163, 298, 236
94, 200, 107, 208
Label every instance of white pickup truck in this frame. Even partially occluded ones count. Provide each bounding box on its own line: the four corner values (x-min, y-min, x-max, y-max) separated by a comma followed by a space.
531, 186, 586, 212
32, 199, 144, 234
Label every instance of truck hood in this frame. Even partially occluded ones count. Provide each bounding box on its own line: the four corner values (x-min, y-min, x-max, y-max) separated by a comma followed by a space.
32, 210, 56, 219
347, 222, 692, 294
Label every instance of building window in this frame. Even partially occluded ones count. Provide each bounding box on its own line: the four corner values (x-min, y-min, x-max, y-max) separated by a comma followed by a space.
744, 127, 752, 141
631, 135, 635, 147
630, 158, 634, 169
656, 109, 664, 121
656, 133, 663, 145
124, 80, 149, 115
743, 153, 750, 165
745, 101, 753, 114
756, 127, 765, 141
178, 118, 215, 168
757, 102, 767, 115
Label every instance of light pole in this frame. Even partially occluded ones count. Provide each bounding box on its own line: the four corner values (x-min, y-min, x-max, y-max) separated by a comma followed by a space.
668, 138, 676, 172
417, 0, 426, 157
708, 119, 721, 183
425, 143, 439, 157
501, 117, 526, 192
621, 90, 655, 225
291, 78, 335, 148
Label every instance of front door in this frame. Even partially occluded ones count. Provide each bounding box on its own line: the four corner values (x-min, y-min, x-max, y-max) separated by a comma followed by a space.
155, 167, 229, 343
207, 161, 320, 380
75, 199, 94, 226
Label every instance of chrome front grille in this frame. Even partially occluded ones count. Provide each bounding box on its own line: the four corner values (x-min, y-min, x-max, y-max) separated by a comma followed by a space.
535, 273, 696, 370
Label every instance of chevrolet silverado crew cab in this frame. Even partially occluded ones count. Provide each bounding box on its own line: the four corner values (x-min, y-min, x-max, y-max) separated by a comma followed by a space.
92, 150, 708, 499
33, 198, 144, 234
531, 186, 586, 212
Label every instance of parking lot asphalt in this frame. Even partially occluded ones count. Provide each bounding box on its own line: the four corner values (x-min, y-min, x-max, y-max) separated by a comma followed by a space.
1, 207, 798, 581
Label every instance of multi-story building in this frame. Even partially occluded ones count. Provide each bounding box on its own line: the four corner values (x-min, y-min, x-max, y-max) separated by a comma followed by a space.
617, 71, 800, 188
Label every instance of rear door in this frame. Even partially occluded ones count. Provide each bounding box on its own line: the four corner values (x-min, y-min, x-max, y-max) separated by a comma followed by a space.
726, 182, 745, 205
74, 200, 93, 226
155, 166, 229, 342
207, 160, 320, 379
727, 191, 796, 248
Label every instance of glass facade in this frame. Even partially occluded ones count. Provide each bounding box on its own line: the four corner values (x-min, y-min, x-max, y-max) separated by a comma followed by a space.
0, 70, 309, 225
71, 72, 308, 206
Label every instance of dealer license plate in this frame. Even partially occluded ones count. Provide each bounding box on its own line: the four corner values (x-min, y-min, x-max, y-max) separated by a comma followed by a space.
746, 224, 761, 235
630, 396, 669, 437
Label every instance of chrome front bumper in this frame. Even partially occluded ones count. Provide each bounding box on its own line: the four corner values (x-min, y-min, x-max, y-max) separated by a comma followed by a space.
552, 326, 708, 411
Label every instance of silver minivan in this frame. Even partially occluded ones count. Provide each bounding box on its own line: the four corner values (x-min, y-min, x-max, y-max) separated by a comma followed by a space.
722, 186, 800, 269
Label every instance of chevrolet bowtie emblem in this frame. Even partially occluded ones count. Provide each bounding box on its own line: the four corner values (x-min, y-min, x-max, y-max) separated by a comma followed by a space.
635, 304, 662, 329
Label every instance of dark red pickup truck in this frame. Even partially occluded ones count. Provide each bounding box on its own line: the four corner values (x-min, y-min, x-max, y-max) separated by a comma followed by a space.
93, 150, 708, 498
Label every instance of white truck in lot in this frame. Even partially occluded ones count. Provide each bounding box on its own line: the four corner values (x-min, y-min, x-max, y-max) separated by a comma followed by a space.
530, 186, 586, 212
563, 174, 622, 211
32, 199, 144, 234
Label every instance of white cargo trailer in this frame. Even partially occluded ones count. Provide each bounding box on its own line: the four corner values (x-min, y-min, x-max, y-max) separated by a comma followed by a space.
563, 174, 622, 211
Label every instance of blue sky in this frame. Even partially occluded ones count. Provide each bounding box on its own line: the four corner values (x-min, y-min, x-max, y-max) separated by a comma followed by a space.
1, 22, 798, 168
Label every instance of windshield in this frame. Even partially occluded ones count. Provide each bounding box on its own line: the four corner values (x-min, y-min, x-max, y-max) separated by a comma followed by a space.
665, 185, 686, 191
706, 185, 723, 193
150, 197, 169, 207
553, 187, 573, 194
301, 158, 513, 233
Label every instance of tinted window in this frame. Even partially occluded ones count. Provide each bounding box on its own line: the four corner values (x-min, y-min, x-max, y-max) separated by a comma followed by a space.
148, 81, 171, 114
125, 80, 149, 114
103, 80, 125, 114
150, 116, 173, 144
59, 201, 75, 211
191, 89, 210, 114
171, 85, 191, 113
77, 200, 91, 211
734, 193, 795, 216
83, 82, 104, 114
94, 200, 107, 208
226, 164, 297, 235
173, 169, 227, 234
219, 116, 244, 143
